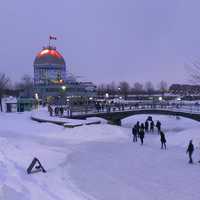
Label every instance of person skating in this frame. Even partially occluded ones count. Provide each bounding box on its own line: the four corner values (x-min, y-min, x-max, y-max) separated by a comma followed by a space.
186, 140, 194, 164
140, 123, 145, 130
139, 128, 145, 145
145, 120, 149, 132
150, 121, 154, 132
132, 126, 137, 142
156, 120, 161, 133
135, 121, 140, 137
160, 131, 166, 149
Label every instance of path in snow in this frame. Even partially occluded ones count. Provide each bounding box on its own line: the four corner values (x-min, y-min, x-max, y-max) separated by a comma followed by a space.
67, 115, 200, 200
68, 139, 200, 200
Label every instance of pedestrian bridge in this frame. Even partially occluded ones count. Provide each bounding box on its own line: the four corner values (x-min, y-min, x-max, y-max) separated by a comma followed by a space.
69, 107, 200, 125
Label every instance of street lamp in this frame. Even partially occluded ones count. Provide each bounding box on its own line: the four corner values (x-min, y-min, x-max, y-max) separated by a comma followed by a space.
61, 85, 66, 91
105, 93, 109, 98
34, 93, 39, 110
60, 85, 67, 105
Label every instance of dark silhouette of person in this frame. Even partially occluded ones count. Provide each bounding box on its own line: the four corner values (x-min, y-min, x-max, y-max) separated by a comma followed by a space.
140, 123, 145, 130
145, 120, 149, 132
132, 126, 137, 142
150, 121, 154, 132
60, 107, 64, 116
54, 107, 59, 116
48, 105, 53, 116
147, 116, 152, 121
135, 121, 140, 136
160, 131, 166, 149
139, 128, 145, 145
186, 140, 194, 164
156, 120, 161, 133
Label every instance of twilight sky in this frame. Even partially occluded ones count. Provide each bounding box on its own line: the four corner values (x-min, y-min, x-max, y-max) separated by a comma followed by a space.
1, 0, 200, 85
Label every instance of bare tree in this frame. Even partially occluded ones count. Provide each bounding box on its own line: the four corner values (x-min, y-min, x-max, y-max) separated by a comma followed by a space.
158, 80, 168, 97
0, 73, 10, 111
185, 60, 200, 84
145, 81, 154, 95
109, 81, 117, 96
133, 82, 144, 94
118, 81, 130, 99
15, 74, 34, 98
97, 84, 106, 96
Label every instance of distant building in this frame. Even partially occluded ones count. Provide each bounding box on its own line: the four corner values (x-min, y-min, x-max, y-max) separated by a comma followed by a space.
33, 45, 96, 102
169, 84, 200, 95
34, 46, 66, 85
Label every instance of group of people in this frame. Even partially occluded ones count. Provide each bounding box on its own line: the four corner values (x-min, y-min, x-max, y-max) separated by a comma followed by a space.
95, 102, 126, 113
131, 116, 166, 149
131, 116, 199, 164
48, 105, 71, 117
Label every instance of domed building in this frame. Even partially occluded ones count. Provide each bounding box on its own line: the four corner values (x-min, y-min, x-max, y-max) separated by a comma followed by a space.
33, 45, 96, 103
34, 46, 66, 85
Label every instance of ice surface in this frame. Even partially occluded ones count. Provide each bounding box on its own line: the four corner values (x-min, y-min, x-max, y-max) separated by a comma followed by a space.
0, 112, 200, 200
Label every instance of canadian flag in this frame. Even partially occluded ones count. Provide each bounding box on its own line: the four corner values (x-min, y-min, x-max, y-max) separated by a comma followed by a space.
49, 35, 57, 40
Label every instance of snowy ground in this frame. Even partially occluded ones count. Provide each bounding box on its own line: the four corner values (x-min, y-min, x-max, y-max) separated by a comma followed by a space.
0, 112, 200, 200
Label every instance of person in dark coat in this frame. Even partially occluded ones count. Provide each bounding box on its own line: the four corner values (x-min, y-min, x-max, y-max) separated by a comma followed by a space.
132, 126, 137, 142
48, 105, 53, 116
60, 107, 64, 116
186, 140, 194, 164
150, 121, 154, 132
140, 123, 145, 130
135, 121, 140, 136
160, 131, 166, 149
156, 120, 161, 133
145, 120, 149, 132
139, 128, 145, 145
54, 107, 59, 116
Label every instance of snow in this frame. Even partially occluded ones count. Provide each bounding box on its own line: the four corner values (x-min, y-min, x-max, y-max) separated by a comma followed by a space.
0, 111, 200, 200
31, 108, 105, 126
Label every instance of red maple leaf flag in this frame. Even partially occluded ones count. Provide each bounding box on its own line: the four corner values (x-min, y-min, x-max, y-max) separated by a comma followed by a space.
49, 35, 57, 40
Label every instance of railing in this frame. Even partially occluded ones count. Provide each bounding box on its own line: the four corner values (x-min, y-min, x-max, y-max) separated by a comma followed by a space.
69, 103, 200, 117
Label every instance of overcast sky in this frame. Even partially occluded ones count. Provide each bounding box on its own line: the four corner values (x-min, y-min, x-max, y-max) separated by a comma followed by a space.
1, 0, 200, 85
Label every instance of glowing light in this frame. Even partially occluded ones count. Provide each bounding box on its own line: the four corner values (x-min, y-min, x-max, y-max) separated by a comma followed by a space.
158, 96, 162, 101
35, 93, 39, 100
61, 85, 66, 91
40, 49, 49, 55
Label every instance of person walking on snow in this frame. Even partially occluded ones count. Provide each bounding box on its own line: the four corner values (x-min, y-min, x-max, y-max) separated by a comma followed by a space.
186, 140, 194, 164
150, 120, 154, 132
139, 128, 145, 145
145, 120, 149, 132
140, 123, 145, 130
135, 121, 140, 137
132, 126, 137, 142
160, 131, 166, 149
156, 120, 161, 133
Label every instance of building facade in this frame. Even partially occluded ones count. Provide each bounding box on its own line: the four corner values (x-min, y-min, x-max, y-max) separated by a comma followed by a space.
33, 45, 96, 103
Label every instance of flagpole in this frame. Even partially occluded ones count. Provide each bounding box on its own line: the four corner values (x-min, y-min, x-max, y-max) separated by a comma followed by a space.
48, 36, 50, 47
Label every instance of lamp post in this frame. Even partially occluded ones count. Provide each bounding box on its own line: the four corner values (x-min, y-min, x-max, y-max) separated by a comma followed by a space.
34, 93, 39, 110
60, 85, 66, 106
105, 93, 109, 99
